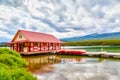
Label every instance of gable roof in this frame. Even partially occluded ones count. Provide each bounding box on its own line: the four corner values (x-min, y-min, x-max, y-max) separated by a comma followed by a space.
11, 30, 64, 43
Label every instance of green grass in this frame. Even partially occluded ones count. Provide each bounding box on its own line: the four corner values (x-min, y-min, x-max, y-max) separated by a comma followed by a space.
0, 48, 37, 80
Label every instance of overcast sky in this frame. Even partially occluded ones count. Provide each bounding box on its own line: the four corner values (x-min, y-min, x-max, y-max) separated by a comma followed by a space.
0, 0, 120, 42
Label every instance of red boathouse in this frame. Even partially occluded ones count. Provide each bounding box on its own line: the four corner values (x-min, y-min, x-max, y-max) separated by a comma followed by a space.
7, 30, 64, 55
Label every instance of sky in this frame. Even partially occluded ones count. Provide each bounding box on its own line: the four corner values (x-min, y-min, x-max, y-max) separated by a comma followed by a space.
0, 0, 120, 42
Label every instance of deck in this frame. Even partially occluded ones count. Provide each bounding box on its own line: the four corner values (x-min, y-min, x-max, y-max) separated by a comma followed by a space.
56, 49, 120, 59
83, 52, 120, 58
20, 51, 52, 55
20, 50, 120, 59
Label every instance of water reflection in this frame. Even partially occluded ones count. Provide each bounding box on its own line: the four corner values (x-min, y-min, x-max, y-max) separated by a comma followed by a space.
23, 55, 61, 74
23, 55, 120, 80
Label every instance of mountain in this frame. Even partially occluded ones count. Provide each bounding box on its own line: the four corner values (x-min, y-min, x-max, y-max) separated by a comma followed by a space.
0, 42, 5, 44
60, 32, 120, 42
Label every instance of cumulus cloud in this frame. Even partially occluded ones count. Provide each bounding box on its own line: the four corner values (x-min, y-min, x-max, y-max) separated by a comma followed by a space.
0, 0, 120, 42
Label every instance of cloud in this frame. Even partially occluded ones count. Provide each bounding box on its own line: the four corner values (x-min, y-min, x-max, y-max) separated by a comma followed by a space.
0, 0, 23, 7
0, 0, 120, 42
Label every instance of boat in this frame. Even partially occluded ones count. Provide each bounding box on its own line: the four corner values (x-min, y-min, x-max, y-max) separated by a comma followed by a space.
56, 49, 86, 55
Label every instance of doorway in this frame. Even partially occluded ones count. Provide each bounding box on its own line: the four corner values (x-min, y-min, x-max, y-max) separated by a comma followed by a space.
20, 43, 23, 52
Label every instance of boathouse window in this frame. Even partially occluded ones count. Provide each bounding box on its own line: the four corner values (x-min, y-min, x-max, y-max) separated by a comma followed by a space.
19, 35, 22, 39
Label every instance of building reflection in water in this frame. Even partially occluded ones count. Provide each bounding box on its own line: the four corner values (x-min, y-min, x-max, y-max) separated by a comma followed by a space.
61, 58, 83, 63
23, 55, 84, 74
23, 55, 61, 74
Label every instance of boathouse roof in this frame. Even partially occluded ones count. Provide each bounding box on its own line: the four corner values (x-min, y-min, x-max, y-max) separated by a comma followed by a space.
11, 30, 63, 43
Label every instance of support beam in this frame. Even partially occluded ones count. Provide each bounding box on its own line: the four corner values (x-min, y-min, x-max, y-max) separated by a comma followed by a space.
18, 43, 20, 52
26, 43, 29, 53
13, 44, 14, 50
40, 43, 41, 51
48, 43, 50, 51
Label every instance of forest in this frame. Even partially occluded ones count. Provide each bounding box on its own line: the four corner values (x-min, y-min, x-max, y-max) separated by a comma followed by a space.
64, 40, 120, 46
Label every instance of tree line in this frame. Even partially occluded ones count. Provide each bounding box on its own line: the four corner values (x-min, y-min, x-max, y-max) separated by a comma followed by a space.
64, 40, 120, 46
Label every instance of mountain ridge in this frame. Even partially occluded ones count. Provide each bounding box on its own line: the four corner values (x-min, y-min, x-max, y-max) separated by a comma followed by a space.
60, 32, 120, 42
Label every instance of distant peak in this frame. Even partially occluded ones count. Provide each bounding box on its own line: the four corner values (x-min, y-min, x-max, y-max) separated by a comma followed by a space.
60, 31, 120, 41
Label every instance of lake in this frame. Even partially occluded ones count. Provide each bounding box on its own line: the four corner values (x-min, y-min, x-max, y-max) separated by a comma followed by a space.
23, 46, 120, 80
23, 56, 120, 80
63, 46, 120, 53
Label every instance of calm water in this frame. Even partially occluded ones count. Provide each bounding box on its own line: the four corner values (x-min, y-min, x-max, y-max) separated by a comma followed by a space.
23, 55, 120, 80
64, 46, 120, 53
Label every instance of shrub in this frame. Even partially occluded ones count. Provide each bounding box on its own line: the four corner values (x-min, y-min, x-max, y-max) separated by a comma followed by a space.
0, 48, 37, 80
0, 54, 26, 67
0, 67, 37, 80
0, 48, 21, 57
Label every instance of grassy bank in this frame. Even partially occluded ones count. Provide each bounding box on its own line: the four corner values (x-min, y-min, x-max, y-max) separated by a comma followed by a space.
64, 40, 120, 46
0, 48, 37, 80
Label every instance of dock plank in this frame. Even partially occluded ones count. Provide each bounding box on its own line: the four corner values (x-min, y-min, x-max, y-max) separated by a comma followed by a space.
84, 52, 120, 59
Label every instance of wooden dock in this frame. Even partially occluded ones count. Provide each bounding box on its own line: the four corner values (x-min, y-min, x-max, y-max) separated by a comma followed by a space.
83, 52, 120, 59
21, 49, 120, 59
20, 51, 51, 55
20, 50, 57, 55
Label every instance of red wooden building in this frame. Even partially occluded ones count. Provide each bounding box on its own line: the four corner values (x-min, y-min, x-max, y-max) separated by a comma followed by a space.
7, 30, 64, 55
